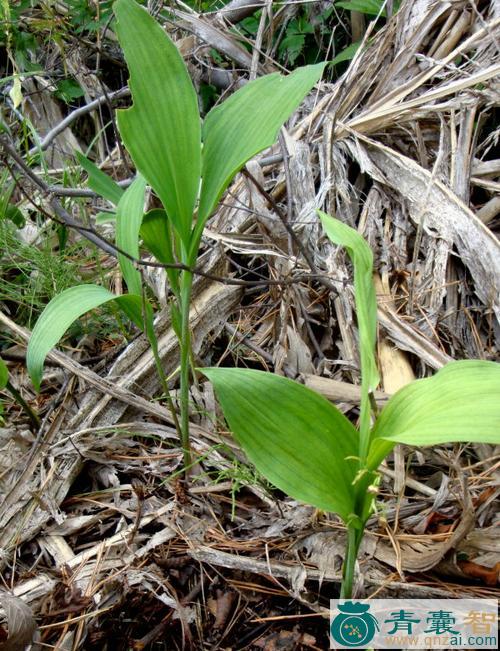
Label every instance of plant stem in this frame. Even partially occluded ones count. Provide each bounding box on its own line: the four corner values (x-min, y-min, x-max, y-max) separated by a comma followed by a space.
141, 282, 182, 441
5, 380, 40, 431
340, 524, 362, 599
149, 337, 182, 439
179, 269, 194, 471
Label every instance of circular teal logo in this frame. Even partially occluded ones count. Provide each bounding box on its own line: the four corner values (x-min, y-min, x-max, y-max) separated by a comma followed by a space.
331, 602, 379, 647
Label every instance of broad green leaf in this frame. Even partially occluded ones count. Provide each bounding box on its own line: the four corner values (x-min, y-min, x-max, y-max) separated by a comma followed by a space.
368, 360, 500, 470
27, 285, 146, 390
203, 367, 359, 521
140, 209, 173, 266
116, 174, 146, 296
331, 41, 362, 66
318, 211, 379, 453
2, 203, 25, 228
76, 152, 124, 206
114, 0, 201, 245
0, 357, 8, 390
0, 178, 25, 227
335, 0, 388, 16
140, 208, 180, 295
278, 32, 306, 66
197, 63, 326, 227
169, 299, 182, 341
54, 78, 85, 102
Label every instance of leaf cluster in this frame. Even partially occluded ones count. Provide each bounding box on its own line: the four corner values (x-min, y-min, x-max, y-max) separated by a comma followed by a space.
26, 0, 324, 407
205, 213, 500, 529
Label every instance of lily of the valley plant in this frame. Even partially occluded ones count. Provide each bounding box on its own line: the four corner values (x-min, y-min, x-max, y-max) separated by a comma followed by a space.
26, 0, 325, 466
203, 213, 500, 598
25, 0, 500, 600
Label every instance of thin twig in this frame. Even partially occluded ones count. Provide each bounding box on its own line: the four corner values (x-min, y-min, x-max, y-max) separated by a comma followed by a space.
1, 135, 343, 291
28, 87, 130, 156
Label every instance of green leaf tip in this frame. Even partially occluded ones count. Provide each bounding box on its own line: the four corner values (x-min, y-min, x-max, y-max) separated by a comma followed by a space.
113, 0, 201, 245
198, 62, 326, 225
76, 152, 124, 206
27, 285, 148, 391
368, 359, 500, 468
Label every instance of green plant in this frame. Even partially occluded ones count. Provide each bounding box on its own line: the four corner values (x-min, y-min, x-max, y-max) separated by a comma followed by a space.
0, 218, 117, 333
203, 211, 500, 599
0, 355, 40, 429
26, 0, 325, 468
277, 7, 332, 66
0, 170, 25, 227
212, 456, 272, 521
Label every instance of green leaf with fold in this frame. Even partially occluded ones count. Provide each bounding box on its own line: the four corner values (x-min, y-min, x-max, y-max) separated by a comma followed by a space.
76, 152, 124, 206
331, 41, 362, 66
114, 0, 201, 245
27, 285, 146, 391
202, 367, 359, 522
197, 63, 326, 226
318, 211, 378, 393
368, 360, 500, 470
140, 208, 180, 295
140, 209, 173, 266
116, 174, 146, 296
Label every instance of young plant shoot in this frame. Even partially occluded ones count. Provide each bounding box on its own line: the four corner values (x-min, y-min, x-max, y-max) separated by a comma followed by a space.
203, 211, 500, 599
26, 0, 325, 466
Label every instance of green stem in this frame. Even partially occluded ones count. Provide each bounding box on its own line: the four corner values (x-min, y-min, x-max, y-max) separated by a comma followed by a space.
176, 227, 206, 475
179, 268, 194, 472
139, 281, 182, 442
149, 336, 182, 439
340, 524, 363, 599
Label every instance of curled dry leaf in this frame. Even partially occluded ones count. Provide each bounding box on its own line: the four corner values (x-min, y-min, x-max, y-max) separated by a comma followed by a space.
210, 589, 236, 630
373, 503, 475, 574
457, 560, 500, 586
